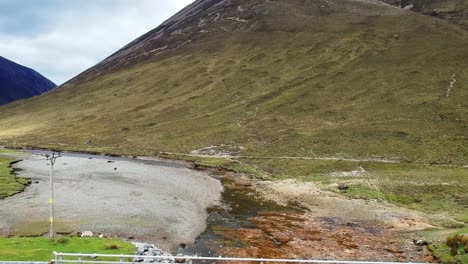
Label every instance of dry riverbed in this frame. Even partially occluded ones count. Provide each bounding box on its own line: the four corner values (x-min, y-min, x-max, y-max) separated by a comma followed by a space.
249, 179, 436, 261
178, 170, 436, 262
0, 152, 222, 250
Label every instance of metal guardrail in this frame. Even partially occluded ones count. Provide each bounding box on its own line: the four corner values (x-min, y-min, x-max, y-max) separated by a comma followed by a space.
0, 260, 49, 264
52, 252, 431, 264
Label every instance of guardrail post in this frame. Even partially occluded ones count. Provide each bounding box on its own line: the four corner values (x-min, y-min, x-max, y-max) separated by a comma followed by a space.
78, 256, 82, 264
189, 259, 192, 264
59, 254, 63, 264
120, 254, 124, 263
260, 257, 264, 264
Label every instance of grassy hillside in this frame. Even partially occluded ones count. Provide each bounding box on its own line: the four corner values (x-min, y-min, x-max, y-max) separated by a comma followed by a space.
0, 0, 466, 165
0, 0, 466, 229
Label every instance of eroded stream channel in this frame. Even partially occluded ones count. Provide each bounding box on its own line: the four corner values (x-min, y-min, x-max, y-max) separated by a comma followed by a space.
0, 151, 434, 262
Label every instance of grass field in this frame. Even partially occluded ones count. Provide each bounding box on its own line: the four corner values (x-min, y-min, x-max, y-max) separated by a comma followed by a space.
0, 237, 135, 261
163, 153, 467, 228
243, 158, 468, 227
0, 156, 30, 198
428, 227, 468, 264
0, 148, 22, 154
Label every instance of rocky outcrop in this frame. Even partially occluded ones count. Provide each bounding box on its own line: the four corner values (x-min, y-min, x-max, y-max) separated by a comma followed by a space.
132, 242, 175, 263
379, 0, 468, 29
80, 231, 93, 237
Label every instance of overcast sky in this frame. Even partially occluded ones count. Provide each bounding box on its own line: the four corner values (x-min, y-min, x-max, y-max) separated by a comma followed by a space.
0, 0, 195, 85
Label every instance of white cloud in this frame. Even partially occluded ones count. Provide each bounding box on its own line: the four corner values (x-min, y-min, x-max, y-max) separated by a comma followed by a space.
0, 0, 195, 84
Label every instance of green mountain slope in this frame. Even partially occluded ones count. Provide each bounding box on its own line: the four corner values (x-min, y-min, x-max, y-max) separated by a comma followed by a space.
0, 0, 467, 164
380, 0, 468, 29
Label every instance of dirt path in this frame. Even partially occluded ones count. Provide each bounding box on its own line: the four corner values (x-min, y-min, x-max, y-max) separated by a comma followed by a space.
446, 73, 456, 97
163, 152, 401, 163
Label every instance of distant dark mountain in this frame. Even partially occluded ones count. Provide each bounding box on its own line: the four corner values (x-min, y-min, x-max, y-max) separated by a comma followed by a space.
0, 56, 56, 105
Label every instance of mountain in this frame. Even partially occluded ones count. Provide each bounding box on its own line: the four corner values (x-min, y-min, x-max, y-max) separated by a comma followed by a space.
0, 56, 56, 105
380, 0, 468, 29
0, 0, 466, 164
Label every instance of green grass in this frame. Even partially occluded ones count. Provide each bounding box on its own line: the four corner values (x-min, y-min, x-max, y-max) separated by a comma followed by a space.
429, 227, 468, 264
0, 237, 135, 261
239, 158, 467, 227
340, 163, 468, 226
160, 153, 467, 227
160, 153, 271, 179
0, 148, 22, 154
0, 156, 30, 198
193, 157, 270, 179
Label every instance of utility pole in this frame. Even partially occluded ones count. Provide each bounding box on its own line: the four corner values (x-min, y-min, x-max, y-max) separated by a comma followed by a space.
43, 152, 61, 242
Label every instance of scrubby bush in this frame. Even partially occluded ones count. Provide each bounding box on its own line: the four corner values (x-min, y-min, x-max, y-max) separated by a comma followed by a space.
105, 244, 119, 250
446, 234, 467, 256
56, 237, 69, 244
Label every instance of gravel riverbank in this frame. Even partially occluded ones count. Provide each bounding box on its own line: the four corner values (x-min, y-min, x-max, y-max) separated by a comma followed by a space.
0, 152, 222, 250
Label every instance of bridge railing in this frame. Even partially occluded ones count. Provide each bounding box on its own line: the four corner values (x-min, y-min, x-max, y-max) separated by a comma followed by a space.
52, 252, 430, 264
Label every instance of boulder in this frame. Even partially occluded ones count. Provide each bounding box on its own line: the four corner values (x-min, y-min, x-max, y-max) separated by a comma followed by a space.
132, 241, 174, 262
338, 183, 349, 191
413, 239, 431, 246
81, 231, 93, 237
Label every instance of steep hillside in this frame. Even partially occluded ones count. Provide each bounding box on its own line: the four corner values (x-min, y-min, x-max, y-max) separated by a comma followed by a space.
0, 56, 56, 105
0, 0, 467, 164
380, 0, 468, 29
